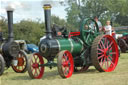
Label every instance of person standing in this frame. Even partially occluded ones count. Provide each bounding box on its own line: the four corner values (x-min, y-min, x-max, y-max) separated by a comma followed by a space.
90, 16, 102, 32
94, 16, 102, 31
104, 20, 112, 35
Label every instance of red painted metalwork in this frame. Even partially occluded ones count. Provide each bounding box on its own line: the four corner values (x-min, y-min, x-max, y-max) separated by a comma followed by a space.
97, 35, 119, 72
68, 32, 80, 38
58, 50, 74, 78
12, 52, 26, 72
29, 53, 44, 79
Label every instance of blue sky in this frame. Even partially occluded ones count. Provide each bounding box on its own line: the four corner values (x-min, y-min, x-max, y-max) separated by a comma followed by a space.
0, 0, 67, 23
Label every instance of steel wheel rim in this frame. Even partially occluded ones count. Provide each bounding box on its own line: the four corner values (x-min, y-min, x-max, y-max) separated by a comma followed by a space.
97, 35, 119, 72
30, 53, 44, 79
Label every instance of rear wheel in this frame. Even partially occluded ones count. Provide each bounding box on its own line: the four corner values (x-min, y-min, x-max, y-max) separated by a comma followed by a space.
28, 53, 44, 79
12, 50, 28, 73
0, 55, 5, 76
57, 50, 74, 78
118, 39, 127, 53
91, 35, 119, 72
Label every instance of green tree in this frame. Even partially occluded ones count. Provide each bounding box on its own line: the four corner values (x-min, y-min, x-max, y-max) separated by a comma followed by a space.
63, 0, 128, 27
14, 20, 45, 44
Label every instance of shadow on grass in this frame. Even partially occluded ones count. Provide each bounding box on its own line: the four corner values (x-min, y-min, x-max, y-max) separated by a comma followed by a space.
10, 75, 31, 80
10, 70, 59, 80
9, 68, 101, 80
73, 69, 100, 75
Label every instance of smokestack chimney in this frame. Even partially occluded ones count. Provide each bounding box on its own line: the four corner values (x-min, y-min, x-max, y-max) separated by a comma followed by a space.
43, 4, 52, 39
6, 8, 14, 42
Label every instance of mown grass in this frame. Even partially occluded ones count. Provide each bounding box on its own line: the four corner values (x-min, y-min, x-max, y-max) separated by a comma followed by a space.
0, 53, 128, 85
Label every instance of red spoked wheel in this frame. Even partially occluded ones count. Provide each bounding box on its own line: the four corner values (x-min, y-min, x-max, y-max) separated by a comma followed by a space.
28, 53, 44, 79
12, 50, 28, 73
57, 50, 74, 78
91, 35, 119, 72
74, 65, 89, 72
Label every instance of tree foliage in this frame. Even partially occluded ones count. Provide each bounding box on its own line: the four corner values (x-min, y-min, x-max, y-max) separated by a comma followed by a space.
63, 0, 128, 27
0, 15, 72, 44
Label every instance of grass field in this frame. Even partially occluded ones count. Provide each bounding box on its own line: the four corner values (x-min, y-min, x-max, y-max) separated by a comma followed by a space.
0, 53, 128, 85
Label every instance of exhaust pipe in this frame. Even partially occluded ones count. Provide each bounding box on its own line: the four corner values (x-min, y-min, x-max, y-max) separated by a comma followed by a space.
43, 4, 52, 39
7, 9, 14, 42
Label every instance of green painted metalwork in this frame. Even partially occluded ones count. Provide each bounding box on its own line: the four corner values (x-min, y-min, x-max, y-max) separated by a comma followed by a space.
115, 29, 128, 32
57, 38, 83, 54
80, 18, 100, 46
123, 32, 128, 36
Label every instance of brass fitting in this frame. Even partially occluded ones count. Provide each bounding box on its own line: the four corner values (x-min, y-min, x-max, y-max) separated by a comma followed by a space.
43, 4, 51, 10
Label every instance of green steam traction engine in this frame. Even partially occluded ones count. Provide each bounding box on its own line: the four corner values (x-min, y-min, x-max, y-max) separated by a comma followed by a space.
28, 4, 119, 79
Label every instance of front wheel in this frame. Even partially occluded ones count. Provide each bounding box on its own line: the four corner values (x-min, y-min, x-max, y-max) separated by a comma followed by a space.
0, 55, 5, 76
12, 50, 28, 73
28, 53, 44, 79
57, 50, 74, 78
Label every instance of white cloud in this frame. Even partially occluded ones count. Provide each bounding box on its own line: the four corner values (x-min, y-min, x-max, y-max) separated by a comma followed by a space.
0, 8, 6, 15
6, 1, 27, 11
0, 0, 66, 23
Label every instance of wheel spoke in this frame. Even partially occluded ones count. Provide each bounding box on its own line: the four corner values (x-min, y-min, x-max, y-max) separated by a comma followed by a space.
34, 55, 37, 63
106, 58, 109, 69
98, 54, 104, 60
100, 40, 105, 49
107, 57, 115, 67
108, 55, 112, 60
98, 52, 103, 55
99, 43, 103, 49
34, 68, 37, 76
64, 67, 67, 75
104, 58, 107, 69
97, 48, 104, 52
100, 57, 104, 65
108, 47, 112, 52
108, 42, 113, 49
101, 57, 105, 67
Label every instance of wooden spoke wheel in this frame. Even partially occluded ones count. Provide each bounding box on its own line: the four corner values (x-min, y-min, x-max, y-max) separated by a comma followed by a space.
0, 55, 5, 76
57, 50, 74, 78
12, 50, 28, 73
91, 35, 119, 72
28, 53, 44, 79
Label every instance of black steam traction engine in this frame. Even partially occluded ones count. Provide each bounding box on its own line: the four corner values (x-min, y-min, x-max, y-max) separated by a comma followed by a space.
28, 4, 119, 79
0, 8, 28, 75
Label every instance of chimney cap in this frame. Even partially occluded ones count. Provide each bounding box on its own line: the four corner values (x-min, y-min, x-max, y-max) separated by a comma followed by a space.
43, 4, 52, 10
